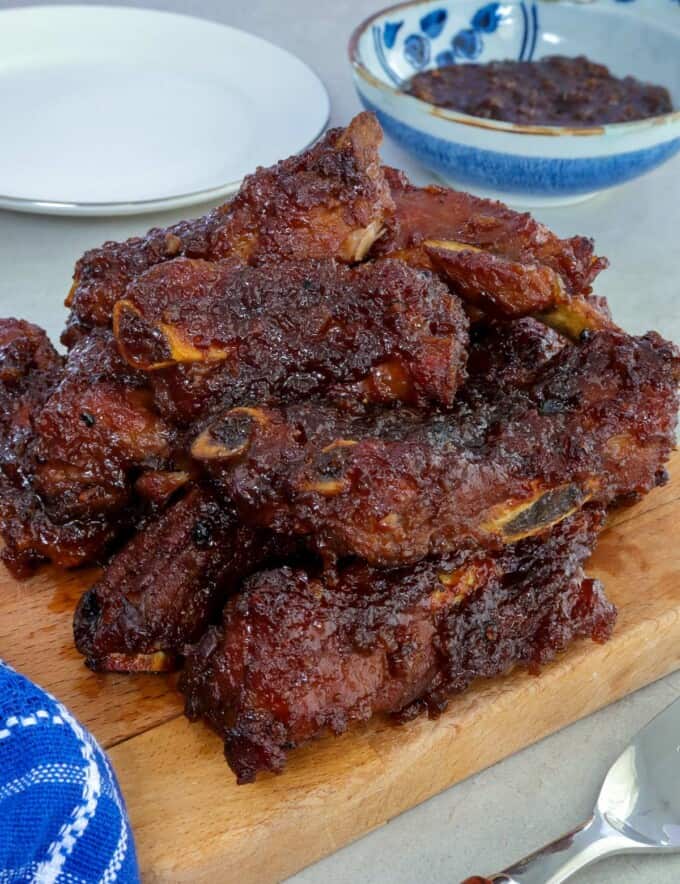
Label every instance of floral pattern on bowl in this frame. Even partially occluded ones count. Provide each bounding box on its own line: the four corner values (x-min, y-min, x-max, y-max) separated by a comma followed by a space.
373, 2, 540, 85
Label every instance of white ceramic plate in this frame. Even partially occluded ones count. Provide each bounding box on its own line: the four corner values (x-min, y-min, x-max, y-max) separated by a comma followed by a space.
0, 5, 330, 216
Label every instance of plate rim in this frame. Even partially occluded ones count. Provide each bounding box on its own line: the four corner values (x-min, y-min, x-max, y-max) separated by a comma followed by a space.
0, 4, 330, 216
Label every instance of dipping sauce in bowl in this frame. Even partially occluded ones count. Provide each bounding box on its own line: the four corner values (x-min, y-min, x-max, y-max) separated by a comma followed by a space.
349, 0, 680, 206
405, 55, 673, 127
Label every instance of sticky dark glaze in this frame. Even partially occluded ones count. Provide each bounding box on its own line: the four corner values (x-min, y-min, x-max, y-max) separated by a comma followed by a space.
73, 485, 299, 671
374, 168, 608, 299
373, 169, 612, 339
0, 113, 674, 787
0, 328, 179, 575
116, 257, 469, 424
405, 56, 673, 126
182, 508, 616, 783
198, 330, 679, 566
0, 320, 65, 576
64, 112, 392, 346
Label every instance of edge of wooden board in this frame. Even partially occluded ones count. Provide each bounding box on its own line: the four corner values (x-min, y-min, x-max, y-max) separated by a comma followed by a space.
109, 457, 680, 884
0, 565, 184, 748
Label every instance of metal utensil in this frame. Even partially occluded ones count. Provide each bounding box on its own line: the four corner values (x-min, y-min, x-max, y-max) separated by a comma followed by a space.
462, 696, 680, 883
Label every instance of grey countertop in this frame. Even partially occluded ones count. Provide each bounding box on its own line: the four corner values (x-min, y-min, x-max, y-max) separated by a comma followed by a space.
1, 1, 679, 882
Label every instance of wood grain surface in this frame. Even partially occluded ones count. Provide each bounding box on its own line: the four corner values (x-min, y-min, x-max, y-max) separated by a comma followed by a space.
1, 451, 678, 883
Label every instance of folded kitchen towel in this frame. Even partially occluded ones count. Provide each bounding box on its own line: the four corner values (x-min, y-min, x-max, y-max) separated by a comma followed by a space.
0, 660, 140, 883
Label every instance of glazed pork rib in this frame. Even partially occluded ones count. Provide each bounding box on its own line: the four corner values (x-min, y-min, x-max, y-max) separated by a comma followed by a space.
2, 251, 470, 569
30, 329, 172, 521
0, 112, 674, 791
376, 169, 607, 293
74, 318, 566, 673
0, 320, 65, 576
375, 169, 614, 338
0, 319, 64, 475
63, 112, 393, 346
114, 257, 469, 424
182, 507, 616, 783
73, 485, 298, 673
194, 330, 679, 566
65, 114, 613, 350
0, 327, 177, 574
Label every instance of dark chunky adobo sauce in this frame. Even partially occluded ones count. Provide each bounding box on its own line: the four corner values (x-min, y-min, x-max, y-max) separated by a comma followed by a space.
406, 55, 673, 126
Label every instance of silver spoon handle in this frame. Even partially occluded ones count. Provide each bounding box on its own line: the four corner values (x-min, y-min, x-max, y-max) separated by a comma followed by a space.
461, 813, 642, 884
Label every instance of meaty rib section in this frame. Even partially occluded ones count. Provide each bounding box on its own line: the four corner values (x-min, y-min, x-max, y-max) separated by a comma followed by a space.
63, 208, 229, 347
182, 508, 615, 783
374, 170, 613, 338
64, 113, 392, 345
194, 330, 679, 566
464, 317, 564, 397
31, 330, 172, 519
376, 169, 606, 292
0, 320, 64, 576
115, 257, 468, 423
208, 111, 392, 265
0, 319, 63, 472
74, 486, 296, 672
0, 329, 175, 573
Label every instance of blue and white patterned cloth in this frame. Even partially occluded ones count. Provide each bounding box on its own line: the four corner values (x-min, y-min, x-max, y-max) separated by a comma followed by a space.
0, 660, 140, 883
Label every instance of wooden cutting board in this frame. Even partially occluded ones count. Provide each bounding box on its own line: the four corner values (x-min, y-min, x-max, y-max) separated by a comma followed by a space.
1, 451, 679, 883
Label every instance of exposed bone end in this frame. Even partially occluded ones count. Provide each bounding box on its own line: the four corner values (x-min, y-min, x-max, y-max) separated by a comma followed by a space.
299, 437, 358, 496
87, 650, 177, 673
538, 301, 617, 341
192, 428, 248, 462
298, 478, 348, 496
432, 562, 491, 610
339, 220, 385, 262
229, 406, 270, 426
158, 322, 229, 365
424, 238, 483, 254
321, 439, 359, 454
65, 277, 79, 308
113, 299, 172, 370
163, 232, 182, 257
113, 299, 229, 370
192, 407, 269, 462
481, 480, 599, 544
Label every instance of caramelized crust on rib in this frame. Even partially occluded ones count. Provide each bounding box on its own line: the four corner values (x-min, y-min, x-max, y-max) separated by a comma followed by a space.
464, 317, 564, 395
115, 257, 469, 422
196, 330, 679, 565
208, 112, 392, 265
64, 113, 392, 345
31, 330, 172, 519
374, 170, 613, 337
74, 486, 297, 672
182, 509, 615, 783
63, 208, 230, 347
0, 320, 65, 576
0, 319, 64, 472
0, 328, 175, 573
375, 169, 607, 294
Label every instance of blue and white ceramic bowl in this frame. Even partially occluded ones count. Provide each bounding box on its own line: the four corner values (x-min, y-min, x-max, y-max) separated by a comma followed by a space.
349, 0, 680, 205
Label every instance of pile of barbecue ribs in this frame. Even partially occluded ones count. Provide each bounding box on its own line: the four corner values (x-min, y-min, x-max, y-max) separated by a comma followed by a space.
0, 113, 677, 783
